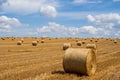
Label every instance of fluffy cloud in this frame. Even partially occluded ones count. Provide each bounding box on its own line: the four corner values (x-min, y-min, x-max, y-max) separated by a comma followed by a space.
40, 5, 57, 18
73, 0, 102, 4
115, 31, 120, 36
37, 22, 80, 37
87, 13, 120, 24
73, 0, 85, 4
87, 15, 95, 22
1, 0, 57, 17
87, 13, 120, 37
87, 13, 120, 30
36, 22, 104, 37
81, 26, 98, 34
0, 16, 25, 32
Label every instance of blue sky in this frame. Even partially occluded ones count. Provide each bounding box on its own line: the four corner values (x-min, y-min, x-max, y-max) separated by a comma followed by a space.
0, 0, 120, 37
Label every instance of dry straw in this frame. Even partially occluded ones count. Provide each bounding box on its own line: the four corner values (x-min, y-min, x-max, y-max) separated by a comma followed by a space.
21, 38, 24, 43
114, 40, 117, 44
76, 39, 78, 42
32, 41, 37, 46
12, 38, 14, 41
106, 39, 108, 40
82, 41, 85, 44
63, 43, 72, 50
17, 41, 22, 45
41, 40, 44, 43
86, 44, 97, 53
1, 38, 5, 40
95, 40, 98, 42
37, 40, 39, 43
90, 39, 93, 42
63, 48, 96, 76
77, 41, 82, 46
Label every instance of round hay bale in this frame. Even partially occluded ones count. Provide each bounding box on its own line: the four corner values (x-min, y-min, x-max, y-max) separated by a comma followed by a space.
90, 39, 93, 42
37, 40, 39, 43
63, 48, 96, 76
86, 44, 97, 53
21, 38, 24, 43
95, 40, 97, 42
110, 39, 113, 41
77, 41, 82, 46
12, 38, 14, 41
114, 40, 117, 44
1, 38, 5, 40
63, 43, 72, 50
82, 41, 85, 44
106, 39, 108, 40
17, 41, 22, 45
32, 41, 37, 46
67, 38, 69, 40
76, 39, 78, 42
41, 40, 44, 43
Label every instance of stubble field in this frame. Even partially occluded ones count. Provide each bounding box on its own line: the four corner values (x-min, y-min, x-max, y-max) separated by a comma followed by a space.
0, 37, 120, 80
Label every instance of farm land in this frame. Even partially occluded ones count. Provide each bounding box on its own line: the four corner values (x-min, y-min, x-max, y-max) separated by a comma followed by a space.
0, 37, 120, 80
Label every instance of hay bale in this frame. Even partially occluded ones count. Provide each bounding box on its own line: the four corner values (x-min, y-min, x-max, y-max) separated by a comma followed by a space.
86, 44, 97, 53
63, 43, 72, 50
12, 38, 14, 41
63, 48, 96, 76
90, 39, 93, 42
67, 38, 69, 40
32, 41, 37, 46
17, 41, 22, 45
114, 40, 117, 44
37, 40, 39, 43
1, 38, 5, 40
82, 41, 85, 44
77, 41, 82, 46
21, 38, 24, 43
95, 40, 98, 42
41, 40, 44, 43
110, 39, 113, 41
76, 39, 78, 42
106, 39, 108, 40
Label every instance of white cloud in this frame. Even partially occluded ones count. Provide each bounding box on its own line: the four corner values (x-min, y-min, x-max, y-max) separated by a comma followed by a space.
87, 13, 120, 37
87, 15, 95, 22
73, 0, 102, 4
115, 31, 120, 37
58, 12, 90, 20
87, 13, 120, 30
36, 22, 106, 37
37, 26, 51, 33
0, 16, 25, 32
1, 0, 58, 17
37, 22, 80, 37
87, 13, 120, 24
81, 26, 98, 34
40, 5, 57, 18
73, 0, 86, 4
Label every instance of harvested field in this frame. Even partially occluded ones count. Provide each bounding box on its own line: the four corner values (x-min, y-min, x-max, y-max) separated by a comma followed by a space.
0, 38, 120, 80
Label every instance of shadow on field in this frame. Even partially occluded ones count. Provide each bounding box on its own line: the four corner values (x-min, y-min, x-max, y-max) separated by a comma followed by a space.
51, 70, 85, 77
51, 70, 65, 75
